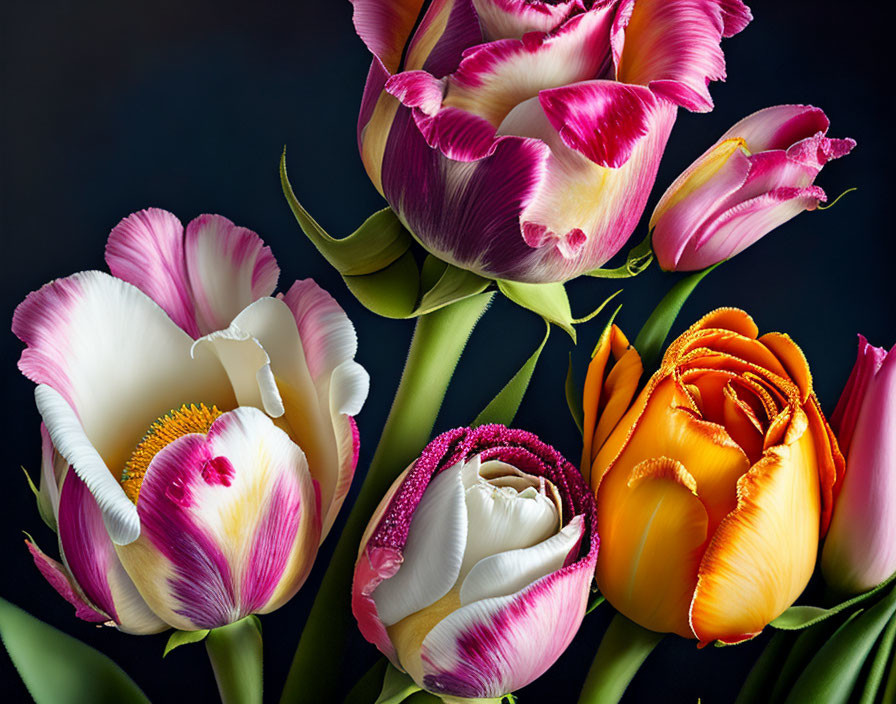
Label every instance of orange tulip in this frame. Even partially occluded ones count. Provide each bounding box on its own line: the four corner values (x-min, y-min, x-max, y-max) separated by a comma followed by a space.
582, 309, 843, 645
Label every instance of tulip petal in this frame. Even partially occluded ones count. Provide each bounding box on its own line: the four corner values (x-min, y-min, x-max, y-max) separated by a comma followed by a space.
373, 462, 468, 627
38, 424, 63, 526
26, 538, 108, 624
830, 335, 887, 455
105, 208, 200, 337
472, 0, 583, 41
719, 104, 830, 153
184, 214, 279, 335
405, 0, 482, 76
419, 552, 595, 698
352, 0, 426, 74
359, 60, 402, 195
690, 432, 821, 644
596, 457, 709, 637
57, 469, 167, 634
459, 514, 584, 604
593, 345, 643, 452
615, 0, 752, 111
13, 272, 235, 542
116, 407, 319, 630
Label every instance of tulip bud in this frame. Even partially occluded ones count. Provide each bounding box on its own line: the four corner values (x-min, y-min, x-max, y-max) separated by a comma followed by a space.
583, 309, 843, 644
651, 105, 855, 271
352, 425, 598, 700
822, 337, 896, 595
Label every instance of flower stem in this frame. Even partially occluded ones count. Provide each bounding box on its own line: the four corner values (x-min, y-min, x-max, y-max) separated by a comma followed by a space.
205, 617, 263, 704
279, 293, 494, 704
578, 613, 664, 704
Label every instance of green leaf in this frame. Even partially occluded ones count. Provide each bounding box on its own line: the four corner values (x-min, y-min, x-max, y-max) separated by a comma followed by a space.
22, 466, 56, 532
344, 659, 389, 704
771, 573, 896, 630
280, 150, 411, 276
565, 355, 584, 435
342, 251, 421, 319
767, 615, 849, 703
585, 592, 606, 615
585, 232, 653, 279
734, 631, 797, 704
858, 613, 896, 704
375, 664, 421, 704
784, 584, 896, 703
633, 263, 720, 371
473, 322, 550, 427
497, 280, 575, 341
415, 259, 491, 317
163, 629, 209, 657
0, 596, 150, 704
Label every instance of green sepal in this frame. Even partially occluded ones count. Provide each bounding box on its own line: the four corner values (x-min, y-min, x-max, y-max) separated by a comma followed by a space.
473, 322, 550, 427
770, 573, 896, 630
163, 628, 209, 657
785, 583, 896, 703
342, 250, 421, 318
22, 466, 56, 532
497, 280, 575, 341
585, 591, 606, 616
565, 354, 585, 435
280, 151, 411, 276
633, 263, 720, 372
415, 258, 491, 317
0, 596, 150, 704
375, 664, 422, 704
585, 231, 653, 279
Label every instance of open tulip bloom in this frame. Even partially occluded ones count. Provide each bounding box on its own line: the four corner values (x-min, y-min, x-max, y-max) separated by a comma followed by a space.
13, 209, 369, 632
352, 425, 598, 701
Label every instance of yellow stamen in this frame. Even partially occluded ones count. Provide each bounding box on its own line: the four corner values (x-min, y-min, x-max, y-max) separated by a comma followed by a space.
121, 403, 222, 503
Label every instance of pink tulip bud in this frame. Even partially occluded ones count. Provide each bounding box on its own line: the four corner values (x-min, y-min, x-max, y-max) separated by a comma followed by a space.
651, 105, 855, 271
352, 425, 598, 700
822, 337, 896, 595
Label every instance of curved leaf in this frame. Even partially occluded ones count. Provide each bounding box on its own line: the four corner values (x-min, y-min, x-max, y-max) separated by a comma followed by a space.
163, 629, 209, 657
342, 251, 421, 319
375, 664, 421, 704
585, 232, 654, 279
771, 573, 896, 630
858, 613, 896, 704
0, 597, 150, 704
566, 355, 585, 435
473, 322, 550, 427
734, 631, 796, 704
415, 259, 491, 317
498, 280, 575, 341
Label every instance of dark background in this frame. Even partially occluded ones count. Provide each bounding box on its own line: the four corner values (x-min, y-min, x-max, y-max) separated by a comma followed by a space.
0, 0, 892, 702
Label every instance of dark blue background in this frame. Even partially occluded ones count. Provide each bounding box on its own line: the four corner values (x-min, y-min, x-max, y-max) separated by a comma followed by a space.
1, 0, 891, 702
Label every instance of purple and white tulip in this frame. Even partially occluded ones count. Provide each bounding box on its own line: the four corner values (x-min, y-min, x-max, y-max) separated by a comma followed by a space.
651, 104, 855, 271
352, 425, 598, 700
14, 208, 369, 632
355, 0, 752, 282
822, 336, 896, 595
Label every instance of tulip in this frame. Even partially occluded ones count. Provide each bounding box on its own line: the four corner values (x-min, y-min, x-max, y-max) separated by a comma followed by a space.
651, 104, 855, 271
354, 0, 752, 283
14, 208, 369, 632
352, 424, 598, 700
582, 309, 843, 644
822, 336, 896, 594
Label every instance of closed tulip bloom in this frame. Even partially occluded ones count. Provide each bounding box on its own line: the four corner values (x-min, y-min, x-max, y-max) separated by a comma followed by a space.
651, 104, 855, 271
582, 309, 843, 644
355, 0, 752, 282
822, 337, 896, 594
15, 209, 369, 632
352, 425, 598, 701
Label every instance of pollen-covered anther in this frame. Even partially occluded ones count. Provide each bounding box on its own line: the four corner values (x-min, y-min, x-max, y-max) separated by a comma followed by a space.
121, 403, 223, 503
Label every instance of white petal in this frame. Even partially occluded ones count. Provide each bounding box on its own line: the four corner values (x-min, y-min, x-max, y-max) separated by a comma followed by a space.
373, 462, 468, 626
331, 360, 370, 417
460, 515, 585, 605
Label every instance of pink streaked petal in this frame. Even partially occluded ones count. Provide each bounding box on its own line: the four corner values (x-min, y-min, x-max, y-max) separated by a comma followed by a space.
387, 71, 446, 116
353, 545, 404, 664
184, 214, 279, 335
499, 94, 676, 274
117, 407, 319, 630
405, 0, 482, 77
616, 0, 752, 112
719, 104, 830, 152
26, 538, 108, 624
473, 0, 584, 41
58, 469, 167, 634
326, 415, 361, 541
104, 208, 199, 337
412, 107, 502, 162
676, 186, 825, 271
786, 132, 856, 172
441, 7, 617, 128
39, 423, 64, 527
830, 336, 888, 456
419, 553, 596, 698
538, 80, 659, 167
351, 0, 426, 74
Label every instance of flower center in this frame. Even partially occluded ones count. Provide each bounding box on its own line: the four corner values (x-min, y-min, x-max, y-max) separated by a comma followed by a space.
121, 403, 222, 503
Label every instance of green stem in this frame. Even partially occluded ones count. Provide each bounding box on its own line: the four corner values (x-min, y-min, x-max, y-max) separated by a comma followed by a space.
578, 613, 664, 704
279, 293, 494, 704
205, 617, 263, 704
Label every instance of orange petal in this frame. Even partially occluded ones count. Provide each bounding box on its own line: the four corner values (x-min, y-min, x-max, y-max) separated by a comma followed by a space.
689, 430, 821, 644
581, 326, 616, 481
596, 457, 709, 638
760, 332, 813, 403
593, 347, 644, 452
804, 395, 845, 535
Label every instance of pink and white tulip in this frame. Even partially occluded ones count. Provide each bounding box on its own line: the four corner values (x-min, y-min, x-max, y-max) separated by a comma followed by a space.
822, 336, 896, 595
14, 208, 369, 631
355, 0, 752, 283
651, 104, 855, 271
352, 425, 598, 700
